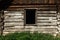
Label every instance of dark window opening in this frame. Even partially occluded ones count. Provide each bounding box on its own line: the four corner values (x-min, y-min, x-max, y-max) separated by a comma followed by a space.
25, 9, 36, 24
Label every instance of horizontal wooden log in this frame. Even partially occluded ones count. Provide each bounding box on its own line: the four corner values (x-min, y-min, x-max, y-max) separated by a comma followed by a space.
37, 14, 56, 17
36, 11, 56, 13
37, 17, 56, 20
4, 22, 24, 24
4, 11, 24, 14
4, 25, 24, 27
4, 22, 24, 26
4, 21, 23, 23
3, 28, 24, 32
37, 22, 57, 24
38, 8, 57, 11
37, 23, 57, 25
5, 15, 24, 18
25, 26, 36, 29
4, 13, 24, 16
7, 7, 56, 11
37, 29, 58, 33
5, 15, 23, 17
9, 5, 56, 8
4, 21, 24, 23
26, 28, 58, 33
37, 20, 57, 22
14, 26, 24, 28
38, 26, 57, 28
5, 17, 24, 19
4, 26, 24, 28
37, 20, 57, 23
5, 16, 24, 19
4, 19, 23, 21
25, 26, 57, 29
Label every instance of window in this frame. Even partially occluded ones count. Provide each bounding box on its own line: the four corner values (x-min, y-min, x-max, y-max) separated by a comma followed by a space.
25, 9, 36, 25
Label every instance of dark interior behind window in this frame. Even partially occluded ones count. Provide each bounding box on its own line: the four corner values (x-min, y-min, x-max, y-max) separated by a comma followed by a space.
25, 9, 36, 24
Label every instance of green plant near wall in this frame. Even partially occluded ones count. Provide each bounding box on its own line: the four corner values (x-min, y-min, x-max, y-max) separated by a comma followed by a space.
0, 32, 60, 40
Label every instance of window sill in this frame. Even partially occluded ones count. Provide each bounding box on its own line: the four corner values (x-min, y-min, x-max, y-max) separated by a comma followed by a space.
24, 24, 37, 26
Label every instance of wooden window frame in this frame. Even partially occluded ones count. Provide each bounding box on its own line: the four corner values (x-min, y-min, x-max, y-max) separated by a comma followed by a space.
24, 9, 37, 26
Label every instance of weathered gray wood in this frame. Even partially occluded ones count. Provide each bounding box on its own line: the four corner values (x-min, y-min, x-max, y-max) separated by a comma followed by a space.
37, 19, 57, 21
37, 14, 56, 17
3, 10, 58, 35
37, 28, 58, 33
37, 23, 57, 25
4, 22, 24, 25
37, 17, 56, 20
36, 11, 56, 13
38, 26, 58, 28
4, 11, 24, 34
4, 19, 23, 21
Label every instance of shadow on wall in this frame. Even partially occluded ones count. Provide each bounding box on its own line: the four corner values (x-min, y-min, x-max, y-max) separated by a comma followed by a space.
0, 0, 13, 11
0, 0, 13, 35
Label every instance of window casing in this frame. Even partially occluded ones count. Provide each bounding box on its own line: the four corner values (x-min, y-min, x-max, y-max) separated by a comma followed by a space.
25, 9, 36, 25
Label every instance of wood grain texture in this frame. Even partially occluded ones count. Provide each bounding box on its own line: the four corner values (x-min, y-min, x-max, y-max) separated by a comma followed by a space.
12, 0, 56, 4
3, 9, 59, 35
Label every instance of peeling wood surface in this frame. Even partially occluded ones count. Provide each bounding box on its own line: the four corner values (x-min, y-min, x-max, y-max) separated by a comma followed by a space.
3, 9, 59, 35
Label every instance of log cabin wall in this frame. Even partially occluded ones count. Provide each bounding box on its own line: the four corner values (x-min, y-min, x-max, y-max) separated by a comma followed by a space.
3, 5, 58, 36
4, 10, 24, 33
2, 0, 60, 35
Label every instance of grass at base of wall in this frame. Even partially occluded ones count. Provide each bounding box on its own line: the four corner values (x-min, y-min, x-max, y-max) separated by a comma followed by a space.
0, 32, 60, 40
